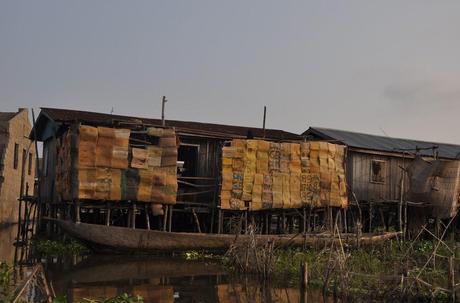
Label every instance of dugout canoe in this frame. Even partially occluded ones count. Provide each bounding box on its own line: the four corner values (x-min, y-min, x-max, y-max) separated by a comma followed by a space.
54, 219, 400, 253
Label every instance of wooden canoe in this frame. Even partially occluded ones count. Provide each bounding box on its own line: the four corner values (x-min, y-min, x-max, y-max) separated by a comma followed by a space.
54, 219, 400, 253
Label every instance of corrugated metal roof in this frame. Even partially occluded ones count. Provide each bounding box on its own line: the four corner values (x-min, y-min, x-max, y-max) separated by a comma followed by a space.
35, 107, 302, 141
304, 127, 460, 160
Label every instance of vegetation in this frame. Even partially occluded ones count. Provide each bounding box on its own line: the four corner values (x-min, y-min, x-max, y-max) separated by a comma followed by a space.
0, 262, 13, 303
178, 250, 222, 261
53, 293, 144, 303
33, 237, 89, 257
224, 233, 460, 302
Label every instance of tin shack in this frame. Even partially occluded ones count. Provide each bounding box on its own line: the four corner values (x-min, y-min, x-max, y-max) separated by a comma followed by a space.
303, 127, 460, 233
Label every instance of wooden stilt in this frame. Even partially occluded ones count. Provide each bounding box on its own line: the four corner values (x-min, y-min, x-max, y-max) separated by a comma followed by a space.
244, 210, 248, 233
106, 203, 111, 226
449, 256, 455, 302
145, 204, 150, 230
343, 208, 348, 233
132, 203, 137, 229
276, 214, 281, 233
168, 205, 173, 232
264, 212, 269, 234
312, 211, 316, 232
329, 207, 334, 231
379, 208, 387, 231
301, 261, 309, 288
267, 213, 272, 234
368, 203, 373, 233
217, 209, 222, 234
163, 205, 168, 231
282, 211, 286, 233
210, 206, 215, 233
75, 201, 81, 224
302, 207, 306, 233
192, 208, 202, 233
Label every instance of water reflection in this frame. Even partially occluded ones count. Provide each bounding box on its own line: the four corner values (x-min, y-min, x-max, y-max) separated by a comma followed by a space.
46, 256, 335, 303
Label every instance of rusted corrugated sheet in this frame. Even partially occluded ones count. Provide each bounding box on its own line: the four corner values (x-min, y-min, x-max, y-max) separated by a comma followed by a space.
406, 156, 460, 218
34, 107, 302, 141
304, 127, 460, 160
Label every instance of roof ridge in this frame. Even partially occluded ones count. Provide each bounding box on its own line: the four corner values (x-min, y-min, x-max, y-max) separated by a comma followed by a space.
310, 126, 460, 148
40, 107, 298, 135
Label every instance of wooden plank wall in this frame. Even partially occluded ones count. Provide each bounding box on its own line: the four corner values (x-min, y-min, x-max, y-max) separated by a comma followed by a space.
40, 137, 58, 204
347, 150, 411, 202
179, 137, 222, 177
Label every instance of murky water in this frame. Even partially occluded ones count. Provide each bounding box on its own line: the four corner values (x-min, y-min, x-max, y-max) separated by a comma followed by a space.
0, 225, 336, 303
44, 255, 334, 303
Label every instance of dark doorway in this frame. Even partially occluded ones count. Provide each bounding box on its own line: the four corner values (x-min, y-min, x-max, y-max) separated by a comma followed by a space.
178, 144, 199, 177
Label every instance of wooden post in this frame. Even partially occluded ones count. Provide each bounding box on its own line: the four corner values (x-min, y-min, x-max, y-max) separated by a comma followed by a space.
106, 203, 111, 226
276, 214, 281, 233
217, 209, 222, 234
145, 204, 150, 230
282, 210, 286, 233
449, 256, 455, 302
312, 211, 316, 232
264, 212, 269, 234
244, 210, 248, 233
368, 202, 373, 233
399, 167, 407, 238
168, 205, 173, 232
161, 96, 167, 126
301, 261, 309, 288
302, 207, 306, 233
163, 205, 168, 231
210, 206, 215, 233
343, 208, 348, 233
379, 208, 387, 231
75, 201, 81, 224
328, 206, 333, 231
356, 220, 362, 248
131, 203, 136, 229
192, 208, 202, 233
262, 106, 267, 139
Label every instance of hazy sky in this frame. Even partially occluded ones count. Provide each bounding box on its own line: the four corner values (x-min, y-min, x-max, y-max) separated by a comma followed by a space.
1, 1, 460, 143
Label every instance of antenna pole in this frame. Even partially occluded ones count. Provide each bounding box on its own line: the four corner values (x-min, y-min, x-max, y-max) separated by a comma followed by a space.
262, 106, 267, 138
161, 96, 167, 126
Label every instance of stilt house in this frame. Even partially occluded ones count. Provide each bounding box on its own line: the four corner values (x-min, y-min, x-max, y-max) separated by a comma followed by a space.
303, 127, 460, 231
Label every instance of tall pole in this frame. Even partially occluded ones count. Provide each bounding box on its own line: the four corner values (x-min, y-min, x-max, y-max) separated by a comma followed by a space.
161, 96, 167, 126
262, 106, 267, 138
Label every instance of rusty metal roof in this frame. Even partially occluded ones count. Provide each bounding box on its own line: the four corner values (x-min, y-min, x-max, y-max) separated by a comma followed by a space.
304, 127, 460, 160
35, 107, 302, 141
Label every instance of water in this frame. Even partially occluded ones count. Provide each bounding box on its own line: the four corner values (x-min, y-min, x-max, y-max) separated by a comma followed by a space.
0, 226, 334, 303
44, 255, 333, 303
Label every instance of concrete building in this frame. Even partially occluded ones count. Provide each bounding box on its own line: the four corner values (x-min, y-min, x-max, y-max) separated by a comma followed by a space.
0, 108, 36, 224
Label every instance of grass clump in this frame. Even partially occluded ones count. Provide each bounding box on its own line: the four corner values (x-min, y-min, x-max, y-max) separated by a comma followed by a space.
224, 238, 459, 302
33, 238, 89, 257
0, 262, 13, 303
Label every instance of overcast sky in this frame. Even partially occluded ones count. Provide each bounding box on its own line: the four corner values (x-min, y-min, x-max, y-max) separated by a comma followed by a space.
1, 1, 460, 143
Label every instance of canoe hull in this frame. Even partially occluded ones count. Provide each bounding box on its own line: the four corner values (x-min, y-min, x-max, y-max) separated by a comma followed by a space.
55, 220, 400, 253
